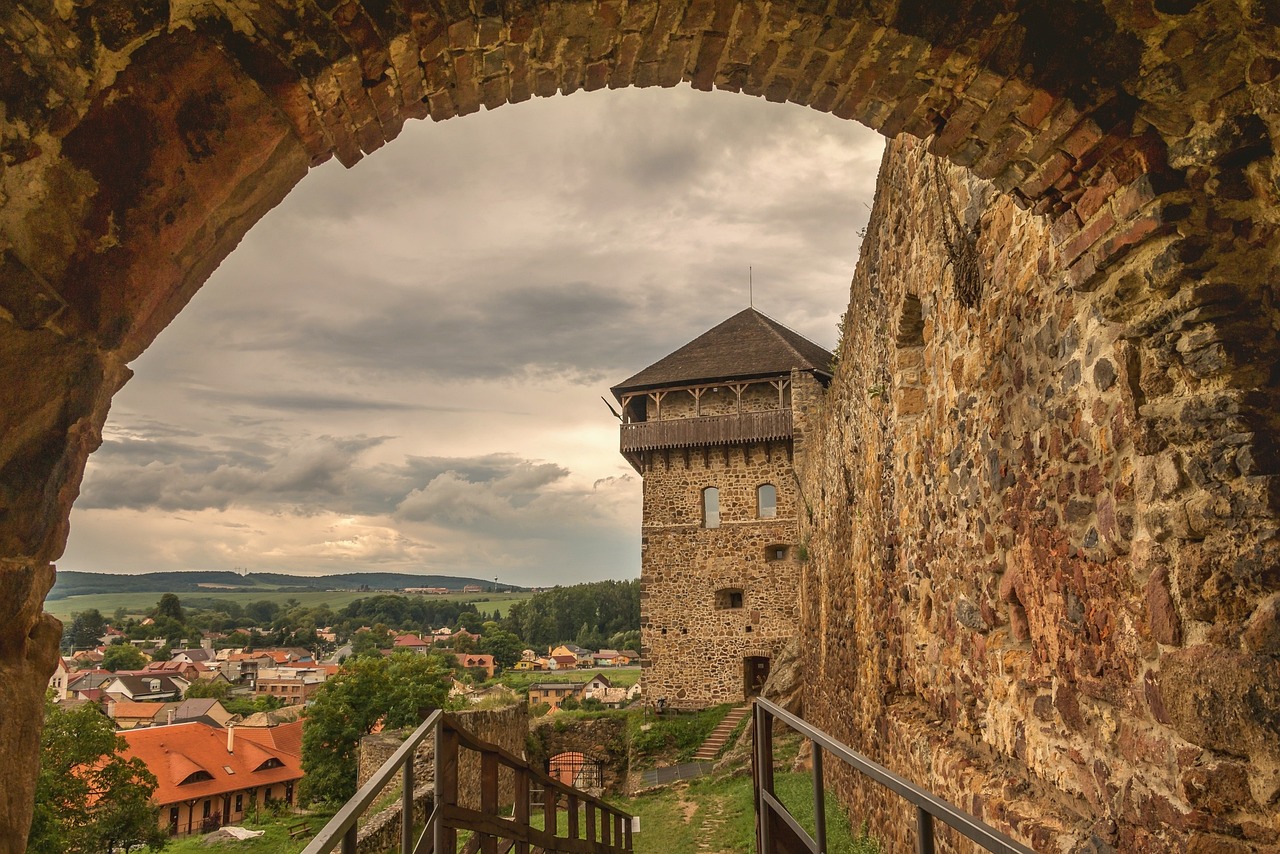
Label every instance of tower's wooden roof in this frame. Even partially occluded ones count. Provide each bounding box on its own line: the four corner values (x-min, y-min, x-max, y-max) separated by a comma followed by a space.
611, 308, 833, 398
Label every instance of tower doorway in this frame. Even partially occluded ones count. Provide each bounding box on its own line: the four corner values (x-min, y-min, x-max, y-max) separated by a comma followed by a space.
744, 656, 770, 699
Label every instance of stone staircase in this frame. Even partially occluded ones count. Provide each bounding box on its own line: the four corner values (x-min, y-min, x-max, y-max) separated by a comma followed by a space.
693, 704, 751, 762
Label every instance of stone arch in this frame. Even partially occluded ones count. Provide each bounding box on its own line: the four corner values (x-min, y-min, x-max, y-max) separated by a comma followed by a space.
528, 717, 629, 794
3, 1, 1279, 850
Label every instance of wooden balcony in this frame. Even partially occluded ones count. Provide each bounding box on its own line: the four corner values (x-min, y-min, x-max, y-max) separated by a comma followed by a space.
619, 410, 792, 454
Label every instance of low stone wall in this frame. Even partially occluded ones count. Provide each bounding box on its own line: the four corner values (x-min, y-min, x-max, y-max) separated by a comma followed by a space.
356, 788, 434, 854
357, 704, 529, 829
527, 715, 630, 794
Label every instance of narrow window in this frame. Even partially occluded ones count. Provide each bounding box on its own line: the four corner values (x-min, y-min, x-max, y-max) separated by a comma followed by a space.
715, 588, 744, 610
702, 487, 720, 528
235, 794, 243, 813
757, 484, 777, 518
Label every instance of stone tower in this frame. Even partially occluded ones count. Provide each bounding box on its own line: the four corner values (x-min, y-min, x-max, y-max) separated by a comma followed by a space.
612, 308, 832, 709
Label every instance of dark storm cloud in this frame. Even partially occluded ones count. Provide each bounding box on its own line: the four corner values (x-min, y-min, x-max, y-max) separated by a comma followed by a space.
79, 426, 601, 538
79, 434, 389, 513
262, 279, 693, 383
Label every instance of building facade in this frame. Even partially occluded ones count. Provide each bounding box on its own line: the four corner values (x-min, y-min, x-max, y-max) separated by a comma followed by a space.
612, 309, 831, 709
119, 721, 303, 837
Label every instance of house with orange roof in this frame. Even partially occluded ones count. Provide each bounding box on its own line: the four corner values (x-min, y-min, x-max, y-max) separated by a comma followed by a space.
110, 700, 167, 729
144, 660, 204, 682
118, 721, 304, 837
454, 653, 496, 679
393, 633, 431, 653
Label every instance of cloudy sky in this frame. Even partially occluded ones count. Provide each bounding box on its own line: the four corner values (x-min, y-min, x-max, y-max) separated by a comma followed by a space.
60, 85, 885, 587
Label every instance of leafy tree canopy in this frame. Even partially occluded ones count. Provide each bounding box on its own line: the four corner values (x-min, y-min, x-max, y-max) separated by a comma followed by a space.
183, 679, 230, 700
65, 609, 106, 651
155, 592, 185, 623
300, 652, 450, 805
102, 644, 147, 672
28, 696, 166, 854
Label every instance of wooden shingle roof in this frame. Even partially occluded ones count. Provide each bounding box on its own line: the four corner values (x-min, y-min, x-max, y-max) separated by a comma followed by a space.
611, 308, 833, 398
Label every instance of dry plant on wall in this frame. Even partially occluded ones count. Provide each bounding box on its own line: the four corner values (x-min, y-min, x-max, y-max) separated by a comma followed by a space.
931, 159, 984, 309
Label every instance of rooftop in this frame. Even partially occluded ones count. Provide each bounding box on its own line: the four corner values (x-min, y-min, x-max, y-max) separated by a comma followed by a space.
118, 721, 302, 804
611, 308, 833, 398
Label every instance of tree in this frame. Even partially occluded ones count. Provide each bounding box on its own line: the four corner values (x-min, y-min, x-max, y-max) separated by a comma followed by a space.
65, 609, 106, 651
183, 679, 230, 700
245, 600, 279, 626
155, 593, 185, 623
28, 696, 166, 854
350, 631, 382, 658
102, 644, 147, 672
223, 694, 286, 717
479, 630, 523, 670
300, 652, 450, 805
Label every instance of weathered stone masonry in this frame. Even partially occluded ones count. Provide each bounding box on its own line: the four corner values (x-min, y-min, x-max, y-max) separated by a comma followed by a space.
2, 0, 1279, 850
798, 135, 1280, 852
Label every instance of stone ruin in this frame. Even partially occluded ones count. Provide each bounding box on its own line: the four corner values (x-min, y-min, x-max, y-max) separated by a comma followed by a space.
2, 2, 1278, 851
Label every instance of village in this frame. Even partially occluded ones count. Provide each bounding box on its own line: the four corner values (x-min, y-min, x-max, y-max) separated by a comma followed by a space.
49, 618, 647, 841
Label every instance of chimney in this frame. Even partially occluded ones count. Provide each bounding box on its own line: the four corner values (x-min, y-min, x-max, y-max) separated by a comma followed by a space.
227, 724, 235, 753
167, 709, 175, 726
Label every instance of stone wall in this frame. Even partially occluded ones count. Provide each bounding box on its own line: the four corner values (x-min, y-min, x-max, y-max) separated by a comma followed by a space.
4, 2, 1279, 849
797, 135, 1280, 852
640, 371, 824, 709
528, 715, 631, 794
358, 705, 529, 813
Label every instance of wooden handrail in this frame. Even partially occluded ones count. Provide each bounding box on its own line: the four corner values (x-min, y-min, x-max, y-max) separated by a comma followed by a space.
302, 710, 632, 854
620, 409, 792, 452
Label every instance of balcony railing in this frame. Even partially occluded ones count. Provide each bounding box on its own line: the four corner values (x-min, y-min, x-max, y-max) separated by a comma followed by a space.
302, 710, 633, 854
620, 410, 792, 454
753, 697, 1035, 854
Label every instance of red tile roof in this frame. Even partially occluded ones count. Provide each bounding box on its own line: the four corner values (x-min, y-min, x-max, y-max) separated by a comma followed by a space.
118, 722, 302, 805
112, 701, 166, 720
237, 720, 303, 758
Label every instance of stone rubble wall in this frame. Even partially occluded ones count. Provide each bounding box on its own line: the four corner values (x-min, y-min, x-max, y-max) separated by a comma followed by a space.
528, 715, 631, 793
2, 2, 1278, 849
797, 135, 1280, 852
357, 704, 530, 813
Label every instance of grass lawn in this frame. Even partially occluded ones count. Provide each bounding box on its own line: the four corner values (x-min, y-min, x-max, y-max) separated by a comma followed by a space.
628, 771, 878, 854
495, 667, 641, 692
46, 590, 534, 622
629, 705, 734, 768
159, 808, 335, 854
527, 770, 877, 854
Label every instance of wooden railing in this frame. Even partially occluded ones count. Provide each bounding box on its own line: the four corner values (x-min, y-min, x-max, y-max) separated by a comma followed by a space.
620, 409, 792, 453
753, 698, 1035, 854
301, 711, 633, 854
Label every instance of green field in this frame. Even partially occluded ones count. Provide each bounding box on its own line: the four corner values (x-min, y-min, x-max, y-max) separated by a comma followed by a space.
496, 667, 642, 692
44, 589, 534, 622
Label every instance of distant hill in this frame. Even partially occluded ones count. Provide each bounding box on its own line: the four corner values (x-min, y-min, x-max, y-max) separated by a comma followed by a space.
49, 570, 525, 600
